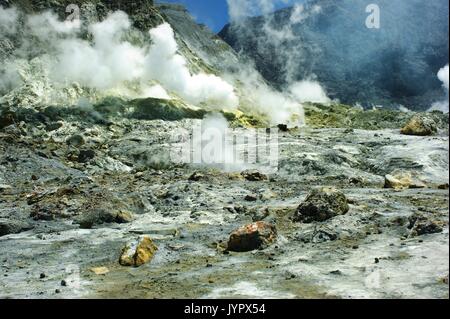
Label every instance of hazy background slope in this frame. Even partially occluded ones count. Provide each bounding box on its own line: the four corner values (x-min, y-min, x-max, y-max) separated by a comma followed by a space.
219, 0, 450, 110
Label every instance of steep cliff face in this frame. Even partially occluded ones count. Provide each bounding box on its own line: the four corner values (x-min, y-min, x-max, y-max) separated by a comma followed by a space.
219, 0, 450, 110
0, 1, 246, 115
156, 3, 240, 74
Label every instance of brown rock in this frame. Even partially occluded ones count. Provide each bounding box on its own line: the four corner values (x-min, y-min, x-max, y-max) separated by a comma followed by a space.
241, 170, 268, 182
401, 114, 437, 136
227, 221, 277, 252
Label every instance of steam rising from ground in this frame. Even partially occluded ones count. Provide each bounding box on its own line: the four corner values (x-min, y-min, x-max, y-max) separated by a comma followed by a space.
429, 65, 449, 113
225, 0, 330, 124
227, 0, 327, 88
0, 7, 238, 110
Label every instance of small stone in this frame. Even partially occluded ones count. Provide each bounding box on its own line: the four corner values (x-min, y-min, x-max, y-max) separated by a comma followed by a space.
227, 221, 277, 252
45, 122, 63, 132
293, 187, 349, 223
40, 273, 46, 279
119, 236, 158, 267
408, 213, 443, 237
438, 183, 449, 190
77, 209, 133, 229
135, 172, 144, 179
78, 149, 95, 163
0, 184, 12, 194
55, 289, 60, 294
188, 172, 205, 182
259, 189, 277, 201
90, 266, 109, 275
241, 170, 268, 182
61, 280, 67, 286
277, 124, 289, 132
245, 194, 258, 202
66, 134, 85, 147
375, 258, 380, 264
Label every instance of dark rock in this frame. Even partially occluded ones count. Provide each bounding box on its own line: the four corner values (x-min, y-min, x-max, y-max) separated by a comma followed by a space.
241, 170, 268, 181
0, 219, 33, 237
78, 149, 96, 163
293, 187, 349, 223
0, 108, 14, 129
227, 221, 277, 252
408, 213, 444, 237
188, 172, 205, 182
66, 134, 85, 147
76, 209, 133, 229
0, 184, 13, 195
244, 194, 258, 202
296, 227, 338, 243
45, 122, 63, 132
30, 203, 59, 221
277, 124, 289, 132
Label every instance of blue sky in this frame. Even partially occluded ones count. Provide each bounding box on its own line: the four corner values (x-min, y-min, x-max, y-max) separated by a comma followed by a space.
157, 0, 297, 32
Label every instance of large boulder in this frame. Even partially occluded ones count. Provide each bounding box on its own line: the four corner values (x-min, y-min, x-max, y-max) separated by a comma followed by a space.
119, 236, 158, 267
227, 221, 277, 252
401, 114, 438, 136
293, 187, 349, 223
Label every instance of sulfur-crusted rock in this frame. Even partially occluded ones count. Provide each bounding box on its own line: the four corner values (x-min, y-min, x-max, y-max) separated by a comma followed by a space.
384, 171, 426, 190
294, 187, 349, 223
119, 236, 158, 267
227, 221, 277, 252
401, 114, 438, 136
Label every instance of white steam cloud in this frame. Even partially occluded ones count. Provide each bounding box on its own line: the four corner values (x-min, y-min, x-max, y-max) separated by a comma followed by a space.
0, 6, 19, 34
289, 81, 330, 104
437, 64, 449, 91
429, 64, 449, 113
226, 0, 330, 125
145, 23, 238, 108
0, 7, 238, 110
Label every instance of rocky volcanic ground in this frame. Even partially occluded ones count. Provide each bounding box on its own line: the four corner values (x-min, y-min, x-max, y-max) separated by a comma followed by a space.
0, 102, 448, 299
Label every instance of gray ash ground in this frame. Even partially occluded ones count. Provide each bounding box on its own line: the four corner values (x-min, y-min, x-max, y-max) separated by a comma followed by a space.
0, 108, 448, 299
